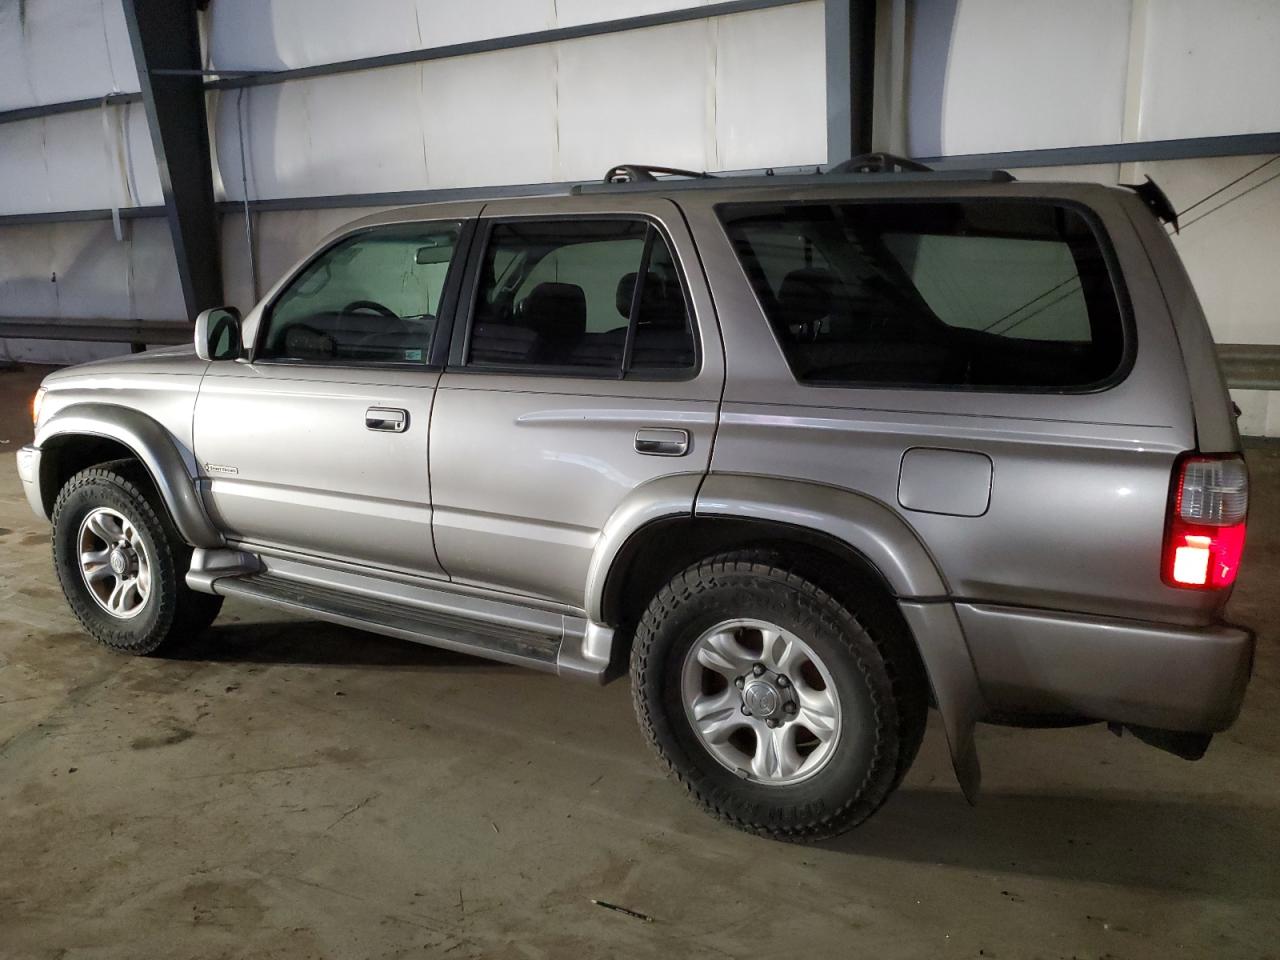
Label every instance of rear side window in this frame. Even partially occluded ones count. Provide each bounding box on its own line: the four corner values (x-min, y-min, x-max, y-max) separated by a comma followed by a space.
718, 200, 1126, 390
466, 219, 696, 376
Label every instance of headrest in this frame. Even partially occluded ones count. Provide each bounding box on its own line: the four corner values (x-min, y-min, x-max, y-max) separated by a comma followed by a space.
777, 268, 838, 326
522, 282, 586, 341
615, 272, 685, 329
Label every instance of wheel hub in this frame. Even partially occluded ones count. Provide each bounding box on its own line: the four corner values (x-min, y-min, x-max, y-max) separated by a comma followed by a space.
108, 545, 133, 576
682, 618, 843, 785
77, 507, 152, 620
741, 673, 795, 722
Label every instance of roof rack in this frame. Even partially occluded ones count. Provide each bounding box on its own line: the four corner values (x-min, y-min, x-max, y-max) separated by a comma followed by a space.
603, 164, 712, 183
573, 156, 1014, 195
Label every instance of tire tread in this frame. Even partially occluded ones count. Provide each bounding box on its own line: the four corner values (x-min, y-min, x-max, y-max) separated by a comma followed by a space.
630, 549, 927, 842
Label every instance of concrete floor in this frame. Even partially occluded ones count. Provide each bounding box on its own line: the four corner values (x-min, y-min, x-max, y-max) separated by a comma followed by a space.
0, 363, 1277, 960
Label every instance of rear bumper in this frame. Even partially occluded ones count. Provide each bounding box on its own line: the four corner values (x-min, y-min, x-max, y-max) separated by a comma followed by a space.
957, 602, 1254, 733
15, 445, 45, 520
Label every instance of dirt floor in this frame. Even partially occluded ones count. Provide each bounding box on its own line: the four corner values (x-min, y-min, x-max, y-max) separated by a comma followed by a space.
0, 362, 1277, 960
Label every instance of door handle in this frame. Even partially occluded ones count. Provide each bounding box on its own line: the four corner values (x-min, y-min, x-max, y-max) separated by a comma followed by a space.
635, 428, 689, 457
366, 407, 409, 433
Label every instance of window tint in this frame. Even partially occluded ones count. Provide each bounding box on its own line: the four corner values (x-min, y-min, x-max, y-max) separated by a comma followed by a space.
261, 222, 461, 364
719, 201, 1124, 389
468, 219, 695, 375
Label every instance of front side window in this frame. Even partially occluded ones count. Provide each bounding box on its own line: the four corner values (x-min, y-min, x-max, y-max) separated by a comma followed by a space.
466, 219, 695, 375
719, 200, 1125, 390
260, 222, 462, 364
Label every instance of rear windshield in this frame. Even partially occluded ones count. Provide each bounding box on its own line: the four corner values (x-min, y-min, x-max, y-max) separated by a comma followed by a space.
718, 200, 1127, 390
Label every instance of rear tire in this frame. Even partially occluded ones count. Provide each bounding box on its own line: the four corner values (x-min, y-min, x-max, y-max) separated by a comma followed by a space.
51, 462, 222, 655
630, 551, 927, 841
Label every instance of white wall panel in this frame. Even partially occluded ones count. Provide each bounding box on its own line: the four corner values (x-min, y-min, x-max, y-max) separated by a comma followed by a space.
1138, 0, 1280, 141
211, 4, 827, 199
122, 102, 163, 205
555, 0, 708, 27
0, 120, 52, 214
0, 0, 138, 110
214, 67, 427, 201
0, 106, 160, 215
220, 208, 397, 310
715, 1, 826, 170
412, 0, 553, 47
1155, 157, 1280, 347
556, 22, 715, 178
0, 220, 183, 319
43, 111, 128, 213
1005, 164, 1121, 185
206, 0, 556, 71
913, 0, 1131, 156
125, 220, 187, 321
0, 224, 60, 317
206, 0, 424, 71
0, 220, 183, 364
207, 0, 733, 72
419, 46, 558, 188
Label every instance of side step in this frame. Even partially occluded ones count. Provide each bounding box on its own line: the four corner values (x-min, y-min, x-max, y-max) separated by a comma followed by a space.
214, 573, 562, 673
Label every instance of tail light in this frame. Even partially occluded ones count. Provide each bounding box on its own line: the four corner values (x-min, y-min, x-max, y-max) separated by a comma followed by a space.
1163, 455, 1248, 589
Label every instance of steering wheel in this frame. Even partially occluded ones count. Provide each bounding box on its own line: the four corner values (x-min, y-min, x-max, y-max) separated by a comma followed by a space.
343, 299, 398, 319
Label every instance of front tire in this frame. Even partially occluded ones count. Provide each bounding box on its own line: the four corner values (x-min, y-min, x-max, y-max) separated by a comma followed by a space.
631, 552, 926, 842
51, 462, 222, 655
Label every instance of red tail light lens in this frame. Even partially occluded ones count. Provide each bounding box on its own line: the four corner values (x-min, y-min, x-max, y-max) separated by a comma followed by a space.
1163, 455, 1248, 589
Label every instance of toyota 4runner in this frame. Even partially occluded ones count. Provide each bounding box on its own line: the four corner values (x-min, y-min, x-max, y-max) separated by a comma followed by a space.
16, 158, 1254, 841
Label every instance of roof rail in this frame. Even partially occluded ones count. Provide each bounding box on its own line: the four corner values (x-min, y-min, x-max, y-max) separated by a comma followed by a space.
574, 159, 1015, 195
602, 164, 712, 183
826, 152, 935, 174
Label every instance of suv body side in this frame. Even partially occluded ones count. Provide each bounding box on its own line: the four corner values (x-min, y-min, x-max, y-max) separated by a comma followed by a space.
16, 176, 1253, 804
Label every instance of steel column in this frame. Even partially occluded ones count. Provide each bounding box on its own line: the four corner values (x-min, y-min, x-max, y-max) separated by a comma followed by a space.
825, 0, 877, 164
120, 0, 222, 320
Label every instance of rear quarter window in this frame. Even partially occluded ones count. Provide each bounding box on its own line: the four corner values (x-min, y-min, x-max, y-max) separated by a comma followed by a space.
717, 200, 1128, 391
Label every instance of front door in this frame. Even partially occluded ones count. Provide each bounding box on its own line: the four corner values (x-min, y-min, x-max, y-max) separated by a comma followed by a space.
428, 197, 724, 608
194, 215, 473, 576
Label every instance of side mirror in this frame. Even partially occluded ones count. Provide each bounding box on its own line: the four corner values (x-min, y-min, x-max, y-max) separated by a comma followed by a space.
194, 307, 242, 361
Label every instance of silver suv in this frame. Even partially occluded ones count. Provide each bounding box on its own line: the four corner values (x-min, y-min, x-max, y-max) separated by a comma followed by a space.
16, 159, 1254, 841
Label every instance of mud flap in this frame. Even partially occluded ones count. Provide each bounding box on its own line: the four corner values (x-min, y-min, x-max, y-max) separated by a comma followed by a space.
898, 600, 986, 803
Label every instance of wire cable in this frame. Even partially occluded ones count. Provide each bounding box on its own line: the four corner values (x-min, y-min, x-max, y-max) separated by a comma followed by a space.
1180, 165, 1280, 231
1176, 154, 1280, 217
980, 274, 1078, 333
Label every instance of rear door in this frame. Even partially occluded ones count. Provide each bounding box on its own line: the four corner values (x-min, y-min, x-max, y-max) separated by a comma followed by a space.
428, 196, 724, 608
194, 214, 475, 575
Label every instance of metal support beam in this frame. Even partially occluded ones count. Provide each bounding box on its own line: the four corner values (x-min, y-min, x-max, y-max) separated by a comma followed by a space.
825, 0, 877, 164
0, 92, 141, 125
120, 0, 222, 320
920, 132, 1280, 171
0, 206, 166, 228
0, 318, 190, 348
1217, 344, 1280, 391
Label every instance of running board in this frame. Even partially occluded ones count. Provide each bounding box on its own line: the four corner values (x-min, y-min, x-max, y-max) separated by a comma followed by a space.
215, 573, 564, 672
190, 550, 613, 682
